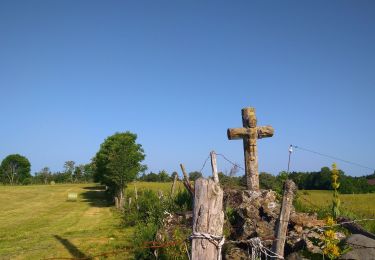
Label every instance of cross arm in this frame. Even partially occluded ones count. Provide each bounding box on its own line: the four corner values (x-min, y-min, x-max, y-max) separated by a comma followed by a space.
257, 126, 274, 139
227, 127, 252, 140
227, 126, 274, 140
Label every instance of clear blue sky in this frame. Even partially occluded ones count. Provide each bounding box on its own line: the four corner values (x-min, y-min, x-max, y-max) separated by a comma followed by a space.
1, 1, 374, 177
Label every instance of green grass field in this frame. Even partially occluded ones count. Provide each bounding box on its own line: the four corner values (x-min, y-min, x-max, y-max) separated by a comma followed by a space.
0, 184, 133, 259
126, 181, 184, 196
1, 183, 373, 259
0, 182, 181, 260
297, 190, 375, 218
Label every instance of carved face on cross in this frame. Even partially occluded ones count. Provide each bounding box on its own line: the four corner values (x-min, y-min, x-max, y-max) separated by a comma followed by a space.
227, 107, 274, 191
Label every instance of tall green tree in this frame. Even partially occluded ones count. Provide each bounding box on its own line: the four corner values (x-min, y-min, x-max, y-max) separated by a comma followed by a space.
73, 164, 85, 182
64, 161, 75, 183
93, 132, 146, 208
189, 171, 202, 181
38, 167, 51, 184
83, 163, 94, 182
0, 154, 31, 185
158, 170, 170, 182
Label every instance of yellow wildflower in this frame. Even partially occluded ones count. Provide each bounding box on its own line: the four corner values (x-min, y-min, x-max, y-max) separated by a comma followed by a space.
324, 229, 337, 240
323, 243, 340, 258
326, 216, 335, 226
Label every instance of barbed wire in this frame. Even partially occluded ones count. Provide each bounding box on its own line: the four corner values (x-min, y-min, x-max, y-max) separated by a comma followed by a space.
216, 153, 245, 172
195, 152, 245, 175
198, 154, 211, 173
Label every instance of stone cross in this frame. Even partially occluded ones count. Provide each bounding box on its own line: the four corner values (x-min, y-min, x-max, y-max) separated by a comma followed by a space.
227, 107, 274, 190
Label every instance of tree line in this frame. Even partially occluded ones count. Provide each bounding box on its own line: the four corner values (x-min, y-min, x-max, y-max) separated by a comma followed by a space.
0, 155, 93, 185
138, 170, 203, 182
217, 168, 375, 194
2, 132, 374, 199
288, 167, 375, 194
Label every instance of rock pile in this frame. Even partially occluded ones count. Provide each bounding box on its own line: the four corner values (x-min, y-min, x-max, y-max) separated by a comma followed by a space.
223, 189, 326, 259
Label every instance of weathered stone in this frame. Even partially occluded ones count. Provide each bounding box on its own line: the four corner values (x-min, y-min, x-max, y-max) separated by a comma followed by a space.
294, 225, 303, 234
224, 245, 249, 260
340, 234, 375, 260
225, 189, 280, 240
290, 212, 325, 228
223, 188, 329, 258
303, 230, 323, 254
286, 252, 309, 260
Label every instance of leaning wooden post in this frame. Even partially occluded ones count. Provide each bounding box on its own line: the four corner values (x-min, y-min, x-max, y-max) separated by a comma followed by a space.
180, 163, 194, 196
210, 151, 219, 183
272, 180, 297, 259
171, 173, 178, 196
192, 178, 224, 260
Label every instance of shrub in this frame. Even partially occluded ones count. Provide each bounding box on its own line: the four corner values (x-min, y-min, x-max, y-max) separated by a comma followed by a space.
174, 189, 193, 211
124, 188, 192, 259
133, 222, 159, 259
22, 177, 32, 185
123, 189, 176, 227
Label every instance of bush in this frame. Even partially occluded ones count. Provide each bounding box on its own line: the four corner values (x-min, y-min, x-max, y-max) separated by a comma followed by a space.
123, 189, 174, 227
133, 222, 159, 259
123, 188, 192, 259
174, 189, 193, 211
22, 178, 32, 185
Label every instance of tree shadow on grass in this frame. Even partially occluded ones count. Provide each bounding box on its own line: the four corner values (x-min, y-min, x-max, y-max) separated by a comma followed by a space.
54, 235, 91, 259
82, 185, 106, 190
81, 185, 112, 207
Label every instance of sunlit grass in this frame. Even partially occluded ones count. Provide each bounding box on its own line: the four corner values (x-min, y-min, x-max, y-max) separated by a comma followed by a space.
0, 184, 133, 259
126, 181, 184, 195
297, 190, 375, 233
298, 190, 375, 217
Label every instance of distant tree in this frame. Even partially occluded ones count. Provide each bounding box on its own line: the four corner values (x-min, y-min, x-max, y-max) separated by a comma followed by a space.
38, 167, 51, 184
316, 167, 332, 190
83, 163, 94, 182
73, 164, 85, 182
52, 171, 71, 183
365, 171, 375, 180
93, 132, 146, 208
0, 154, 31, 185
158, 170, 170, 182
189, 171, 202, 181
218, 172, 243, 188
64, 161, 75, 183
259, 172, 278, 190
277, 171, 289, 183
140, 172, 159, 182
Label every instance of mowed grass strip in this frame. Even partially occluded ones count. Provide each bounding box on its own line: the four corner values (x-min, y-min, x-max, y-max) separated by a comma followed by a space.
0, 184, 132, 260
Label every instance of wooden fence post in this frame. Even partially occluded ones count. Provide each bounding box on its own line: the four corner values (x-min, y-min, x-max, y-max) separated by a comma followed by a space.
171, 173, 178, 196
210, 151, 219, 183
134, 184, 139, 210
180, 163, 194, 196
272, 180, 297, 258
114, 197, 119, 209
192, 178, 224, 260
